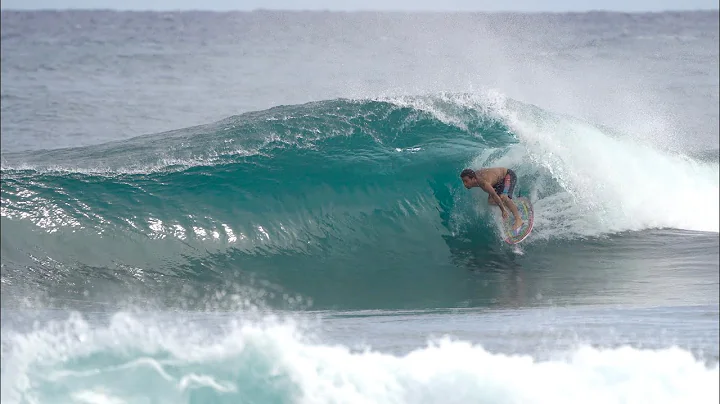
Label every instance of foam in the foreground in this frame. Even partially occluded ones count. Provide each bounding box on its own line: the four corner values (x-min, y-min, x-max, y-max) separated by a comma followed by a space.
1, 312, 717, 404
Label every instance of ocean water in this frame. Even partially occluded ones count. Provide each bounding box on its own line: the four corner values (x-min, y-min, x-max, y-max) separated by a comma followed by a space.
1, 9, 719, 404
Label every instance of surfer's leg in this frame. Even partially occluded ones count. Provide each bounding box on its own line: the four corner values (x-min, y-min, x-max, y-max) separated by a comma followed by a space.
505, 169, 517, 199
499, 170, 522, 230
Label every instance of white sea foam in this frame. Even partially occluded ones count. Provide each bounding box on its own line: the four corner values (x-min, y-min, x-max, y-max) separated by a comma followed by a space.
1, 312, 717, 404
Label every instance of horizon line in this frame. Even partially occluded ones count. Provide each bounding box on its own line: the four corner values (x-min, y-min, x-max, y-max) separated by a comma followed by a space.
1, 7, 718, 13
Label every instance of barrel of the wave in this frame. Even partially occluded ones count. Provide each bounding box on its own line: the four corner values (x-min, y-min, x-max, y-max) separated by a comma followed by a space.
501, 197, 534, 244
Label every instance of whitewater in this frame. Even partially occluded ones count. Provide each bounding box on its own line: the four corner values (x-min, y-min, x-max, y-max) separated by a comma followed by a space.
2, 310, 718, 404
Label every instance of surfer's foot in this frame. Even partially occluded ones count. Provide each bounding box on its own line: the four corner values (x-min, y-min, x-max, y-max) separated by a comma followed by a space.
512, 219, 523, 232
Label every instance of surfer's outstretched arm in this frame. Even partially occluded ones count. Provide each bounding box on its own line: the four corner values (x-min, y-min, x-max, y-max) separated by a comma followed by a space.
481, 182, 523, 230
480, 182, 506, 215
500, 194, 523, 229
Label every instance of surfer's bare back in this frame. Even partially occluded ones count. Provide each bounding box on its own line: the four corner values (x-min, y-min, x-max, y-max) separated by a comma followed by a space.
461, 167, 523, 231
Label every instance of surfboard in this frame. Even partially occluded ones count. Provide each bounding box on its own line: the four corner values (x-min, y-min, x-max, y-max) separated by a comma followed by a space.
501, 196, 534, 245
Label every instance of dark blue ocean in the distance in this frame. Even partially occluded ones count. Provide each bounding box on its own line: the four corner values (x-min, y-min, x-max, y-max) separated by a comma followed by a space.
1, 10, 718, 404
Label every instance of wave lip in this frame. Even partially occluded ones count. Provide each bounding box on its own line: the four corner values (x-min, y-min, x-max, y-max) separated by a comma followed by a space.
489, 97, 719, 235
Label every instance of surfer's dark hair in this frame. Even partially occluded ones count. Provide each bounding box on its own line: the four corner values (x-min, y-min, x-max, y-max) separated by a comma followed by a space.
460, 169, 476, 179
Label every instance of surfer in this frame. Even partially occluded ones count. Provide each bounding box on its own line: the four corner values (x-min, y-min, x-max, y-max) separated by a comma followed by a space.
460, 167, 523, 231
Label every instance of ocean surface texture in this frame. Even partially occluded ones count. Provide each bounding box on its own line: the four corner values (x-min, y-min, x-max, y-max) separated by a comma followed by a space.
1, 10, 718, 404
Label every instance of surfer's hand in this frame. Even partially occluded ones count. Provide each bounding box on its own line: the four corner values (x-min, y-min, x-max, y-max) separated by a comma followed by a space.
501, 209, 508, 220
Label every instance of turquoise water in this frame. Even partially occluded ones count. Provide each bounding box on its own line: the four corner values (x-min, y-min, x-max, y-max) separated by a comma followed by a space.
3, 96, 717, 309
1, 10, 718, 404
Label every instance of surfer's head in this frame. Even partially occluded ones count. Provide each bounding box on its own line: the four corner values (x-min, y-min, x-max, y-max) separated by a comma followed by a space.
460, 168, 477, 189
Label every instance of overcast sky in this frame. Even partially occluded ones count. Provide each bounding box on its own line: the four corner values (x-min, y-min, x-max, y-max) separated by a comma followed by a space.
1, 0, 718, 12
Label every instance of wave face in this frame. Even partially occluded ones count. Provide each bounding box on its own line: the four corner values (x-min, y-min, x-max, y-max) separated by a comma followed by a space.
1, 93, 718, 307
